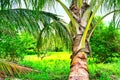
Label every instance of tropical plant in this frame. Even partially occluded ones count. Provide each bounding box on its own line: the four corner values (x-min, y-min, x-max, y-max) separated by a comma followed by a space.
55, 0, 120, 80
0, 0, 71, 78
0, 0, 120, 80
0, 60, 34, 79
0, 32, 26, 62
91, 22, 120, 63
19, 32, 37, 55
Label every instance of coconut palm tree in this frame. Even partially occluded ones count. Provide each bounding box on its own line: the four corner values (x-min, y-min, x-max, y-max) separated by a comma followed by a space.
0, 0, 120, 80
56, 0, 120, 80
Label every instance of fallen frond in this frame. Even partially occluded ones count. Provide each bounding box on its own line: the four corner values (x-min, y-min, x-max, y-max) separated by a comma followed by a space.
0, 60, 38, 78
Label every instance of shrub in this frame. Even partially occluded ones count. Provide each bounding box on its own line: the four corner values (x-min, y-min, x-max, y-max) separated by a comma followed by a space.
90, 23, 120, 63
0, 32, 36, 62
0, 33, 25, 62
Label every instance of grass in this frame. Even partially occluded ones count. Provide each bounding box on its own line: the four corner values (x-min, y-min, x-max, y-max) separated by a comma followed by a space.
19, 52, 71, 80
88, 62, 120, 80
17, 52, 120, 80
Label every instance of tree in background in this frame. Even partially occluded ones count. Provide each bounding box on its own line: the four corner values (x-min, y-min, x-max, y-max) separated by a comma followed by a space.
0, 0, 120, 80
91, 21, 120, 63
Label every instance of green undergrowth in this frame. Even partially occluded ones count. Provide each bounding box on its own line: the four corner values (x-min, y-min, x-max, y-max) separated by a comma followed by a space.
89, 61, 120, 80
19, 52, 70, 80
18, 52, 120, 80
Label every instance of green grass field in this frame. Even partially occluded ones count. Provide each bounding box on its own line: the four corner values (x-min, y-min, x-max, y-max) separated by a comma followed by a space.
18, 52, 120, 80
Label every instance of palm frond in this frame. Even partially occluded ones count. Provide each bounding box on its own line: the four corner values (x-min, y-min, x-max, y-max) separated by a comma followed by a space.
98, 0, 120, 27
22, 0, 56, 10
88, 10, 120, 41
113, 11, 120, 28
0, 8, 72, 53
36, 20, 72, 51
101, 0, 120, 11
0, 60, 33, 77
0, 9, 60, 37
78, 0, 103, 49
0, 0, 56, 10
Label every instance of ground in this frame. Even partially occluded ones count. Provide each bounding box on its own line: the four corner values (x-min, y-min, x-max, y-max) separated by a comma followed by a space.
6, 52, 120, 80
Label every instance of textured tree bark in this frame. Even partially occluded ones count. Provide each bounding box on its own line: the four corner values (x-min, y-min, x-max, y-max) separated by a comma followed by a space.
69, 35, 89, 80
68, 0, 90, 80
69, 52, 89, 80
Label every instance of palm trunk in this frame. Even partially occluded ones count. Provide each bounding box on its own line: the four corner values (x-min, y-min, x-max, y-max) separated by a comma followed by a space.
68, 1, 90, 80
69, 52, 88, 80
69, 35, 89, 80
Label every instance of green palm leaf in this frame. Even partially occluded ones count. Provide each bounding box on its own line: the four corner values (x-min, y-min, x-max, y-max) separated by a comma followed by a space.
0, 9, 60, 36
0, 60, 34, 78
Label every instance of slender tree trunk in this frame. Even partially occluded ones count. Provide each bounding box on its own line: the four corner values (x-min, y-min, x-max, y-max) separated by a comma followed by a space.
68, 0, 90, 80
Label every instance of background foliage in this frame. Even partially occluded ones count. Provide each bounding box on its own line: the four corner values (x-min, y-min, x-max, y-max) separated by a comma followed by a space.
0, 31, 36, 62
90, 21, 120, 63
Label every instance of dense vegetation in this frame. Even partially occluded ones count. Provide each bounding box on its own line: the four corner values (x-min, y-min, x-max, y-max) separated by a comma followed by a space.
3, 52, 120, 80
0, 21, 120, 79
1, 20, 120, 63
0, 0, 120, 80
0, 32, 36, 62
90, 22, 120, 63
